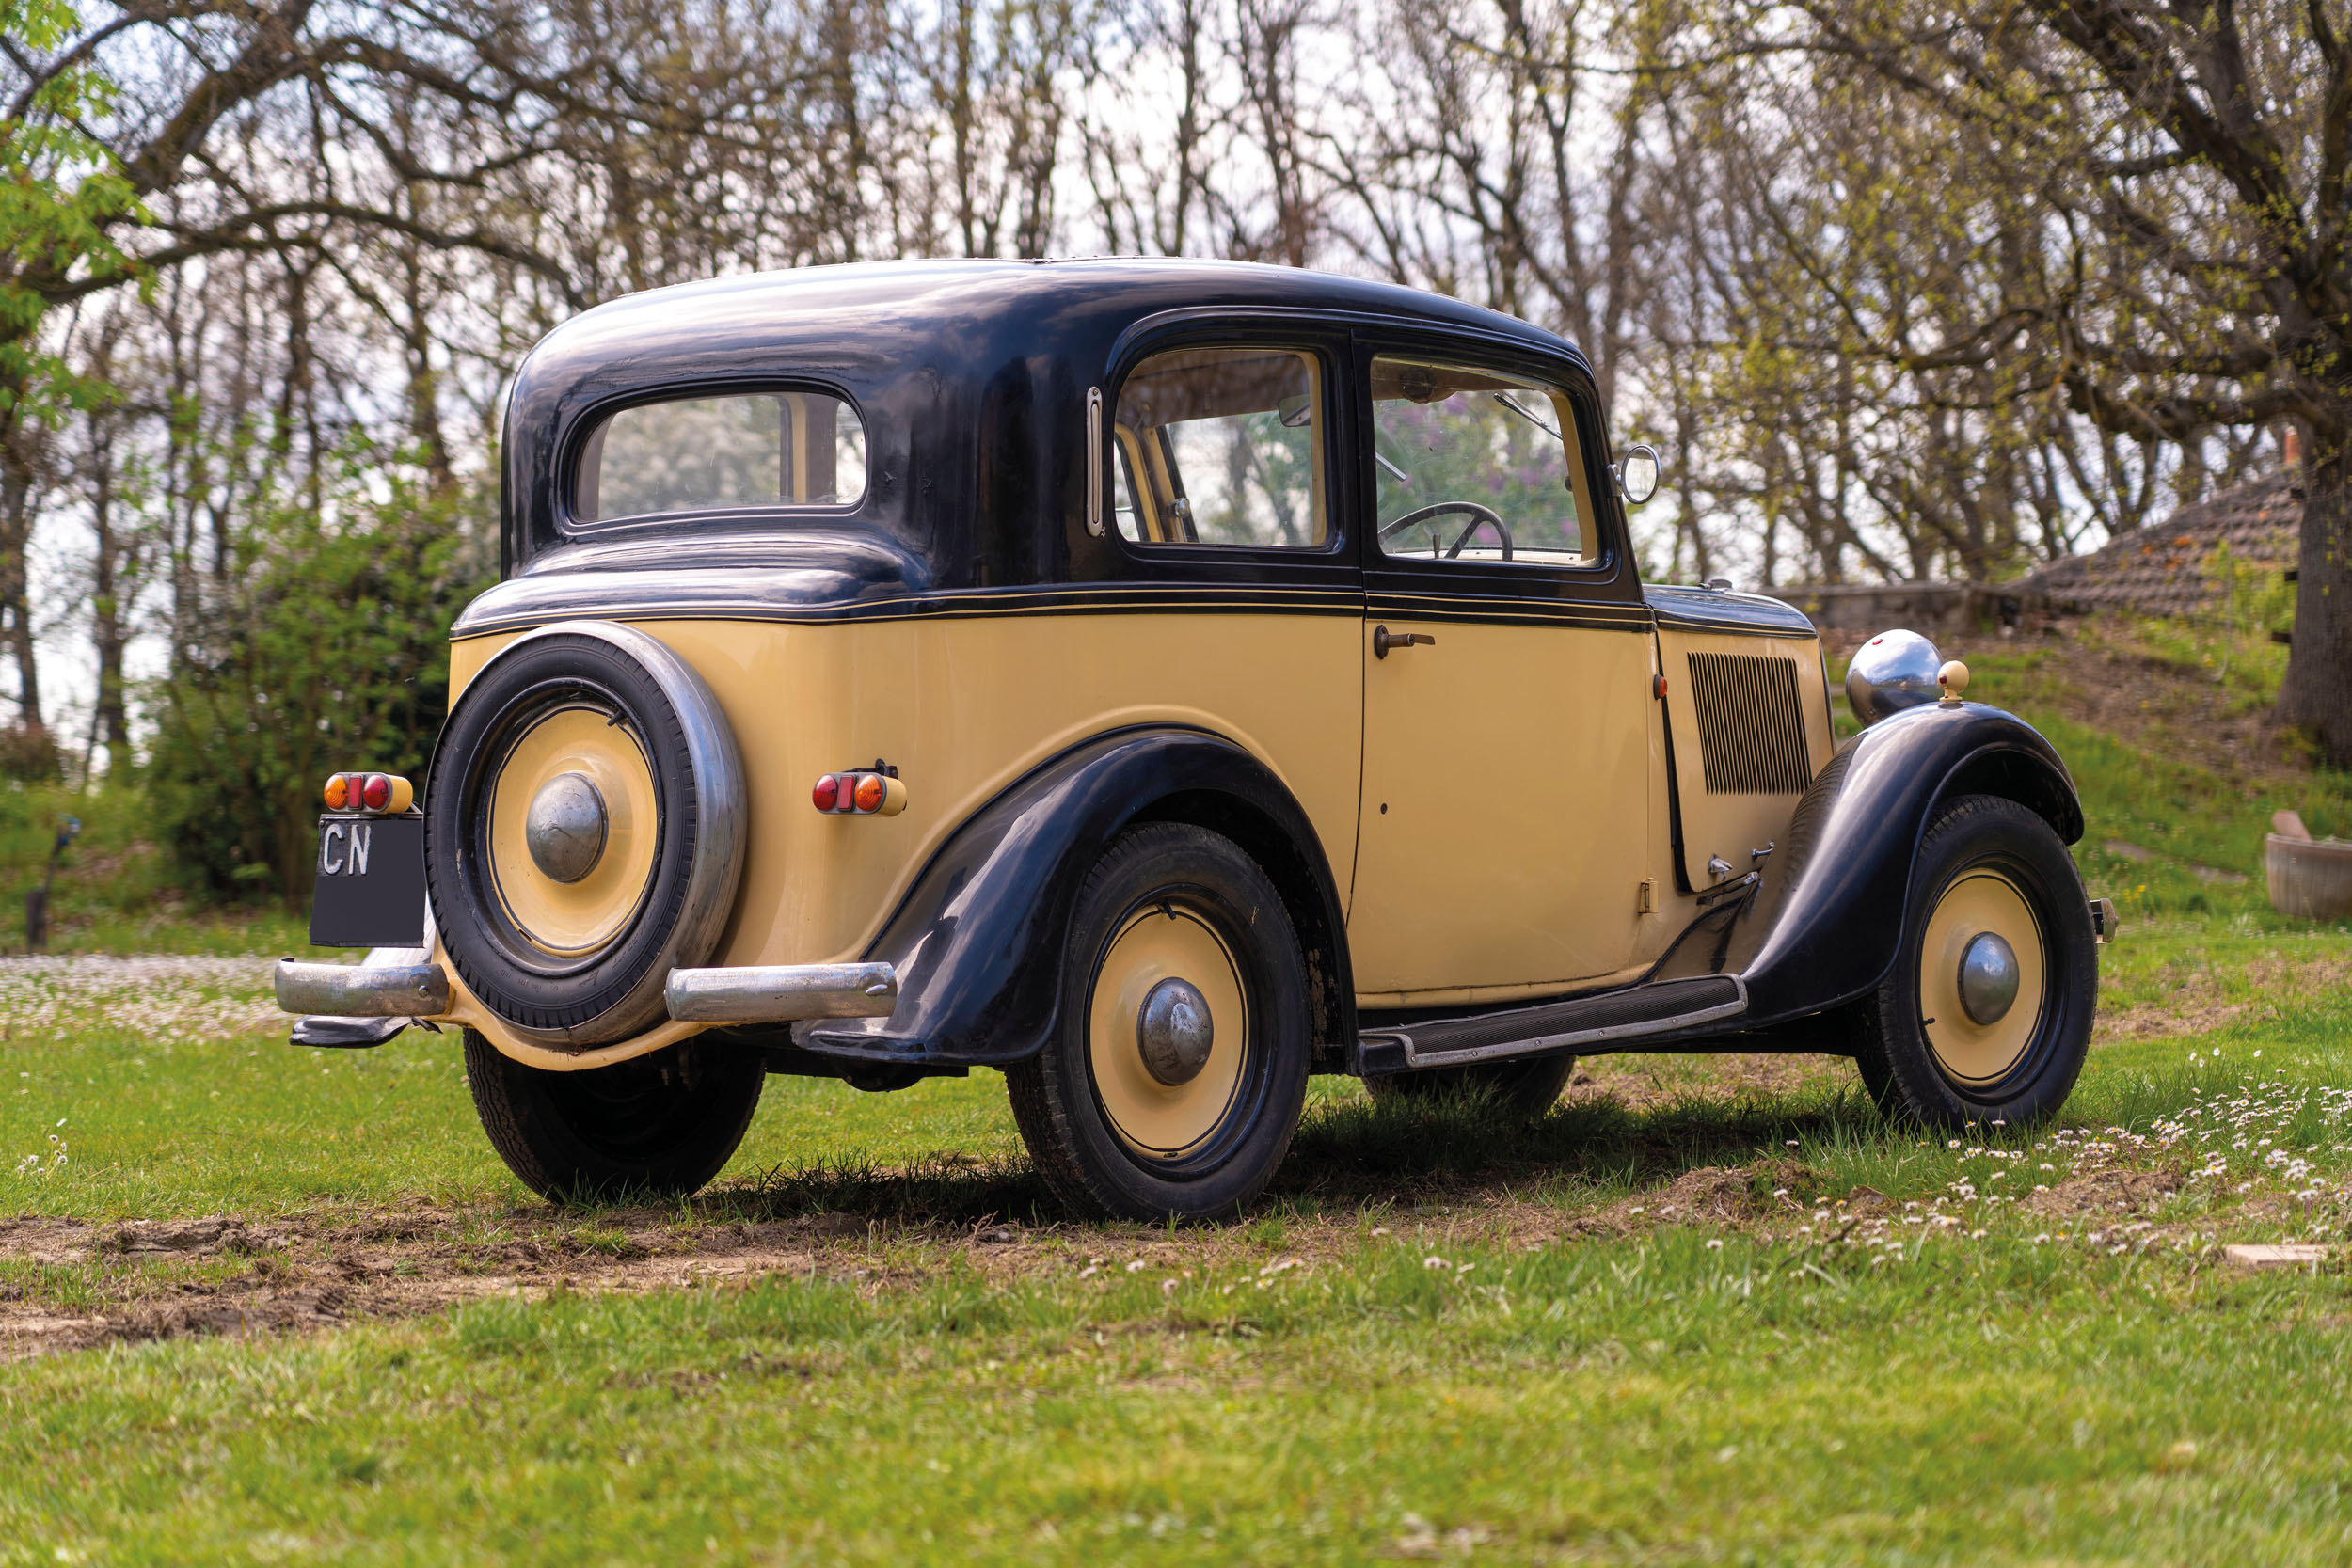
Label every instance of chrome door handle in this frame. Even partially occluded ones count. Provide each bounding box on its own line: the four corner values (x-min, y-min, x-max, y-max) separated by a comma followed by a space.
1373, 625, 1436, 659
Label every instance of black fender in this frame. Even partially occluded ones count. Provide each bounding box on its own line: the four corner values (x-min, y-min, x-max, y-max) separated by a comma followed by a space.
798, 727, 1355, 1069
1723, 701, 2084, 1025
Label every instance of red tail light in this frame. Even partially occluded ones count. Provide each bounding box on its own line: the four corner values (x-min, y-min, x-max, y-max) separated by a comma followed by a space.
813, 764, 906, 816
322, 771, 413, 814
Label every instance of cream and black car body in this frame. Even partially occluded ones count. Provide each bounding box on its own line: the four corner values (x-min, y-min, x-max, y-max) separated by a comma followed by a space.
277, 259, 2115, 1219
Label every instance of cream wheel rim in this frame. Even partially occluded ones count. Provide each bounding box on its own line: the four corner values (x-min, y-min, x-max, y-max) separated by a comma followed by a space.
1919, 868, 2047, 1086
487, 705, 660, 957
1088, 902, 1248, 1159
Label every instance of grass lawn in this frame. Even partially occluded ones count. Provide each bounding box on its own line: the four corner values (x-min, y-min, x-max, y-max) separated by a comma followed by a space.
3, 618, 2351, 1563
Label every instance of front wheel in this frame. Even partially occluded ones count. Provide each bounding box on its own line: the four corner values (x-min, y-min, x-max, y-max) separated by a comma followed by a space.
1847, 794, 2096, 1131
1007, 823, 1311, 1221
464, 1031, 765, 1201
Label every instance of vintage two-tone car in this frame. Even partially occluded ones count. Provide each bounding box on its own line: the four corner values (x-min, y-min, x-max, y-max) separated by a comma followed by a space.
275, 259, 2115, 1219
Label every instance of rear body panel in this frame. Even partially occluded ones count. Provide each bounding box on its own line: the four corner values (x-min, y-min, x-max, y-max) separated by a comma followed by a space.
450, 604, 1364, 977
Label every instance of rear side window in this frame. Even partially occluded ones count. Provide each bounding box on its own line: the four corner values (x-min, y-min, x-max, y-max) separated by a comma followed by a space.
576, 392, 866, 523
1111, 347, 1327, 548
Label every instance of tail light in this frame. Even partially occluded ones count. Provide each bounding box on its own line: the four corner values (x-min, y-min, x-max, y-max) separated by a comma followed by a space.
323, 772, 414, 814
813, 763, 906, 817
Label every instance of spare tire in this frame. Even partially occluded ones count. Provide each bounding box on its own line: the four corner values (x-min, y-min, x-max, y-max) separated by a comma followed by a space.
426, 621, 744, 1047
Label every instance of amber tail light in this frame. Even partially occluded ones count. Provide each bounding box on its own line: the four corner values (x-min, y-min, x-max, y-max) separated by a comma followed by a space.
323, 772, 414, 814
812, 766, 906, 817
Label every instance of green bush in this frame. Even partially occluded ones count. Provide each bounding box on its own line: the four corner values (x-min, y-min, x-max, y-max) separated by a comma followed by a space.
147, 453, 491, 909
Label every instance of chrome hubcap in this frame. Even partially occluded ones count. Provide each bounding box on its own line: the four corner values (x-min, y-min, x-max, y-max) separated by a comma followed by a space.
1957, 932, 2021, 1025
524, 771, 609, 884
1136, 977, 1215, 1086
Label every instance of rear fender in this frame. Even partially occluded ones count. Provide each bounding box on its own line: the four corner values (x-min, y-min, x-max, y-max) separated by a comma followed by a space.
1724, 702, 2083, 1024
798, 728, 1353, 1068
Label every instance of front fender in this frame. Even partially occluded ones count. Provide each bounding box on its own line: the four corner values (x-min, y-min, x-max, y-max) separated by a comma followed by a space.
1725, 701, 2083, 1024
799, 727, 1350, 1067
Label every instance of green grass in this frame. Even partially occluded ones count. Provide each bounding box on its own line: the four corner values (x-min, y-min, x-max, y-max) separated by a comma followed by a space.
5, 916, 2352, 1562
6, 617, 2352, 1562
8, 1203, 2352, 1562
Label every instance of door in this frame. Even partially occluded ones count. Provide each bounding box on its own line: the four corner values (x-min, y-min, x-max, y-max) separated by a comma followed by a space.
1093, 333, 1366, 909
1348, 348, 1656, 1001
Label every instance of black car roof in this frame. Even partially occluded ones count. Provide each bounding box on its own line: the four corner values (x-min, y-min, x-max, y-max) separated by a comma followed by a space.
477, 258, 1598, 624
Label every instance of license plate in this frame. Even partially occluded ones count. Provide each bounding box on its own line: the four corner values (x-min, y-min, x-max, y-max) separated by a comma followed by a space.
309, 813, 427, 947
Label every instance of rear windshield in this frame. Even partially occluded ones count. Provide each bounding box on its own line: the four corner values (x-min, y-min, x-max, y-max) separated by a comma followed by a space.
576, 392, 867, 523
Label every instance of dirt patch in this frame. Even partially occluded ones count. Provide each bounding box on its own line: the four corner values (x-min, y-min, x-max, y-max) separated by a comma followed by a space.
0, 1149, 1848, 1361
1947, 623, 2312, 785
1564, 1053, 1851, 1114
0, 1209, 841, 1360
2100, 954, 2352, 1041
0, 1133, 2282, 1363
2021, 1168, 2184, 1219
1558, 1158, 1824, 1240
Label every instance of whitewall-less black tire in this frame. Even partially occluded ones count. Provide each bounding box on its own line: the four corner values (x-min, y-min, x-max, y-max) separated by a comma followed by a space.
1848, 794, 2096, 1130
463, 1031, 764, 1201
1007, 823, 1311, 1221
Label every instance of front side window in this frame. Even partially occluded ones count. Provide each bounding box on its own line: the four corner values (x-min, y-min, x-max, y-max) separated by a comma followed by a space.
577, 391, 867, 523
1111, 347, 1327, 548
1371, 357, 1597, 568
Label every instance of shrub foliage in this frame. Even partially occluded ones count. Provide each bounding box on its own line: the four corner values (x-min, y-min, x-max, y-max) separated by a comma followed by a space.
148, 457, 489, 908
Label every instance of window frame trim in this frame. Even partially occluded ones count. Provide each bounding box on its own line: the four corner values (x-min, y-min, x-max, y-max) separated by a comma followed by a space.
1347, 326, 1635, 594
558, 379, 874, 538
1097, 325, 1353, 565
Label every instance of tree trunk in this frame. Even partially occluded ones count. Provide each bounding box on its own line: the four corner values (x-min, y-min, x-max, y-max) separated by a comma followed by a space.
88, 431, 134, 778
0, 411, 51, 774
2280, 432, 2351, 768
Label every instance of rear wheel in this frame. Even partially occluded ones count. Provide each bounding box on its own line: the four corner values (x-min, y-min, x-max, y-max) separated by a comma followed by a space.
1007, 823, 1311, 1222
1848, 794, 2095, 1131
464, 1031, 764, 1201
1365, 1054, 1575, 1119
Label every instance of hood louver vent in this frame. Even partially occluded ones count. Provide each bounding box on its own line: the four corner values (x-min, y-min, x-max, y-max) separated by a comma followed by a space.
1687, 652, 1812, 795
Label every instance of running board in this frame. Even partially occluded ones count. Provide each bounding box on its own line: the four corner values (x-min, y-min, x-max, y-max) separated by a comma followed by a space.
1357, 974, 1748, 1072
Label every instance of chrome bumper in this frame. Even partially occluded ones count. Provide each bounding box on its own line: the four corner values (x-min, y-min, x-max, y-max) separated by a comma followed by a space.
275, 954, 450, 1017
274, 955, 898, 1029
665, 962, 898, 1023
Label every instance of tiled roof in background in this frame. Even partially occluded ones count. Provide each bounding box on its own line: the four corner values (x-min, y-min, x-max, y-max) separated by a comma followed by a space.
2008, 471, 2302, 616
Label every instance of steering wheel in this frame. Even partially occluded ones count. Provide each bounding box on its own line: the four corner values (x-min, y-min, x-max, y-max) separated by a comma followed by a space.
1377, 501, 1514, 562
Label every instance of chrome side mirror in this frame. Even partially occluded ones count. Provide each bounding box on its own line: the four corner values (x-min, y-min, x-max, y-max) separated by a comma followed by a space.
1615, 443, 1661, 505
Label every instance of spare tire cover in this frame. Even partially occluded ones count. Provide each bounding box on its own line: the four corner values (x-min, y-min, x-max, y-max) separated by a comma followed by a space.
426, 621, 744, 1047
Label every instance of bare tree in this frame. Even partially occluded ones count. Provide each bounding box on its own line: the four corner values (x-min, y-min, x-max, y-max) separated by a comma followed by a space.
1708, 0, 2350, 756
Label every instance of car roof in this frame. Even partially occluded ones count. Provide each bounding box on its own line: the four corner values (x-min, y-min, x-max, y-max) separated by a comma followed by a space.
535, 257, 1576, 370
484, 259, 1598, 611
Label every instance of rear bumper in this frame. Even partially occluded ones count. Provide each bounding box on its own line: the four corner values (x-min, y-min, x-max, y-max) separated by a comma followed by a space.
276, 954, 449, 1017
664, 963, 898, 1022
273, 956, 898, 1028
